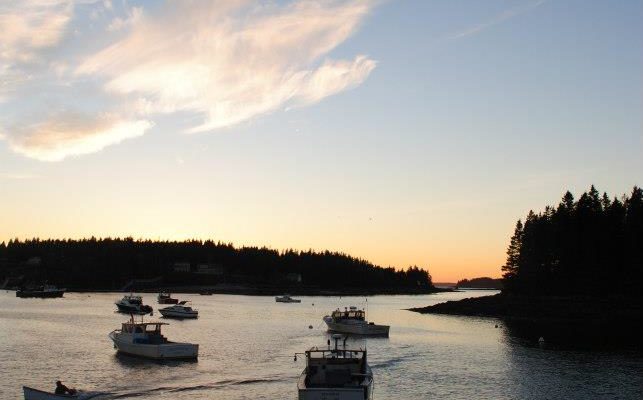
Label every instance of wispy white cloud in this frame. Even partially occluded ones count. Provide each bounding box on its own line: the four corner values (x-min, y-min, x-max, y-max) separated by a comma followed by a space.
78, 0, 377, 133
448, 0, 547, 40
0, 0, 74, 103
7, 113, 152, 161
107, 6, 142, 32
0, 0, 377, 161
0, 0, 73, 62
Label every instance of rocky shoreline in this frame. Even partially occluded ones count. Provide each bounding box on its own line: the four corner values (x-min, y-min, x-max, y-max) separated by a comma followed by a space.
409, 293, 643, 349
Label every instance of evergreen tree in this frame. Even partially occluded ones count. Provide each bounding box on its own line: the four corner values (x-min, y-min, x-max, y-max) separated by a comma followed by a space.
501, 186, 643, 297
502, 219, 523, 290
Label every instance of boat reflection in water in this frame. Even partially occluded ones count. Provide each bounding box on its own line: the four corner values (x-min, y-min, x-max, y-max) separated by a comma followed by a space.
295, 335, 373, 400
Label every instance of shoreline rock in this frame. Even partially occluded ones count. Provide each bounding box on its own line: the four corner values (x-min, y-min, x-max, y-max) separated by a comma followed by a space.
409, 293, 643, 349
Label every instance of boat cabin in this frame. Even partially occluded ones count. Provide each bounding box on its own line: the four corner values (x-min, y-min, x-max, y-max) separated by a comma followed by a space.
119, 321, 169, 344
331, 307, 366, 321
177, 301, 195, 311
302, 344, 369, 389
123, 295, 143, 304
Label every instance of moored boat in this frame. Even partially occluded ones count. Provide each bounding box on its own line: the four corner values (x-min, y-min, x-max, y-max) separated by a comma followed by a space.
23, 386, 101, 400
115, 294, 153, 315
295, 335, 373, 400
16, 285, 65, 298
108, 316, 198, 360
157, 291, 179, 304
159, 301, 198, 319
323, 307, 389, 337
276, 294, 301, 303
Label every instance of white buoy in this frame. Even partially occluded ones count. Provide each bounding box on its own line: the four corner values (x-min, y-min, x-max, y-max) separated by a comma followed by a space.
538, 336, 545, 345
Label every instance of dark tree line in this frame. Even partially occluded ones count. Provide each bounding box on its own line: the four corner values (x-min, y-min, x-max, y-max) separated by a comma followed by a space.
456, 277, 503, 289
502, 186, 643, 297
0, 238, 432, 290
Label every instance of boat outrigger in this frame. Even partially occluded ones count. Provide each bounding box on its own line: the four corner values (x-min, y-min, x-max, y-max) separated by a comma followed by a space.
323, 306, 390, 337
108, 315, 198, 360
295, 334, 373, 400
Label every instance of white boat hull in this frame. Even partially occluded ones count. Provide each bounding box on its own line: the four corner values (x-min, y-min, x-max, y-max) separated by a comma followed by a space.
108, 332, 198, 360
298, 387, 370, 400
324, 320, 389, 336
23, 387, 100, 400
297, 369, 373, 400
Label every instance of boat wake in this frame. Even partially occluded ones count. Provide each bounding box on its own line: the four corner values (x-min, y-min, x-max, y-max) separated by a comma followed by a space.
370, 350, 426, 370
106, 377, 284, 398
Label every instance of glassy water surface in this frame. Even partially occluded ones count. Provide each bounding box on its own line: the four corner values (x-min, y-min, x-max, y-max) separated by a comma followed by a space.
0, 290, 641, 399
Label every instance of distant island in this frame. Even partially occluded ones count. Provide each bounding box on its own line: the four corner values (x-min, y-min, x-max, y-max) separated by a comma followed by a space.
455, 277, 503, 290
411, 186, 643, 348
0, 238, 443, 296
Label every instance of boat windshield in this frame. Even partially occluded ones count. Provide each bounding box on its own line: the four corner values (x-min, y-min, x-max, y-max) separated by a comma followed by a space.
331, 309, 365, 320
124, 296, 142, 304
304, 348, 369, 387
121, 322, 165, 334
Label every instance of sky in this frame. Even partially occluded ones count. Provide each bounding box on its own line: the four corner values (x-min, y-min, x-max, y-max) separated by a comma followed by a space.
0, 0, 641, 282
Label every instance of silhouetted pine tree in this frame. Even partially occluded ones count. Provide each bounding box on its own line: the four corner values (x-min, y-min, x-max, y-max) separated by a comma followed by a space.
502, 186, 643, 297
501, 220, 523, 291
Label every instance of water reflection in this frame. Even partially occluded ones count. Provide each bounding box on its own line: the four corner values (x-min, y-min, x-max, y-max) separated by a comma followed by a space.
502, 318, 643, 352
113, 353, 199, 368
1, 291, 641, 399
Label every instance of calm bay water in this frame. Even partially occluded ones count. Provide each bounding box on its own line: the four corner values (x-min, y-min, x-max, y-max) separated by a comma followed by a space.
0, 290, 641, 399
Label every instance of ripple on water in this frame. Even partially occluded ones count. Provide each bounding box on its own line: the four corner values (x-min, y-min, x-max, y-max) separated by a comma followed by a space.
1, 291, 641, 399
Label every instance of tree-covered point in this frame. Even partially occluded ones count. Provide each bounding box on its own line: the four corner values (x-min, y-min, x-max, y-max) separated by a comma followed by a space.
456, 277, 503, 289
502, 186, 643, 297
0, 238, 432, 291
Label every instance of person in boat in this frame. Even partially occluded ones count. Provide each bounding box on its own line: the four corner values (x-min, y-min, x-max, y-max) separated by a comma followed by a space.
55, 380, 76, 395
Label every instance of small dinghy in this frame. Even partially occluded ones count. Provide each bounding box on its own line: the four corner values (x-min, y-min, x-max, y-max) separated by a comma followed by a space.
23, 386, 101, 400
